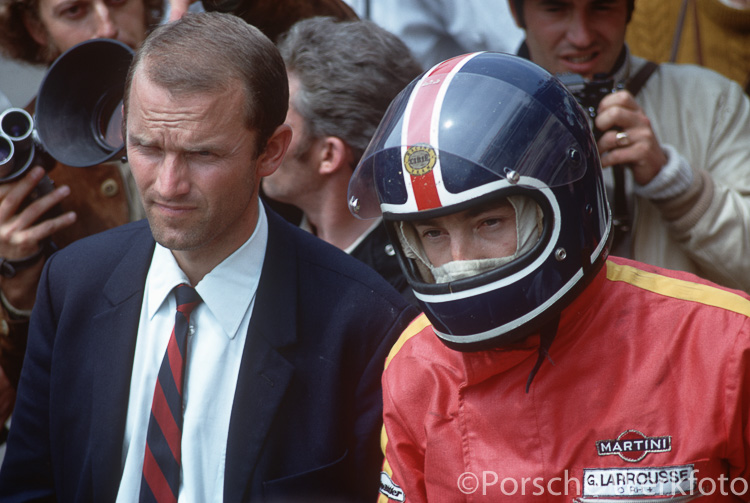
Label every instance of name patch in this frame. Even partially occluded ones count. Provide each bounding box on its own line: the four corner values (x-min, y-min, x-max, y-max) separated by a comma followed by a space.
583, 464, 695, 498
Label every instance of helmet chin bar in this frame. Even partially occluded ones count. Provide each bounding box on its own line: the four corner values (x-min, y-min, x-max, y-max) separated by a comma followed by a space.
434, 268, 582, 349
430, 256, 517, 284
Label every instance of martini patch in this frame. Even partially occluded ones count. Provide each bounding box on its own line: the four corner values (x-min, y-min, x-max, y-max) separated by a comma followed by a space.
596, 429, 671, 462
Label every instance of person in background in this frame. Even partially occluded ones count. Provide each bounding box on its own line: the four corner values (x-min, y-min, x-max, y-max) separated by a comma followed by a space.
263, 16, 422, 302
0, 12, 418, 501
626, 0, 750, 94
509, 0, 750, 292
169, 0, 357, 34
343, 0, 524, 69
346, 50, 750, 502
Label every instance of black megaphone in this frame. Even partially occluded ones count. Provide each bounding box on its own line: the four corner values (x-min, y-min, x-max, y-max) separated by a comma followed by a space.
35, 38, 134, 169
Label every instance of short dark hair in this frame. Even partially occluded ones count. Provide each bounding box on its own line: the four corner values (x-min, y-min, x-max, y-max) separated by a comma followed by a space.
123, 11, 289, 153
510, 0, 634, 27
277, 16, 422, 165
0, 0, 163, 65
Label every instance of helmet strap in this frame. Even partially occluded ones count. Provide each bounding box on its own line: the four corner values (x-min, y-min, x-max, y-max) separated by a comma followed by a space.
525, 313, 560, 393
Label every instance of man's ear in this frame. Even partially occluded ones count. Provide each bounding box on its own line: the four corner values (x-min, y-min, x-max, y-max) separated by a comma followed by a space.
257, 123, 293, 178
23, 11, 49, 47
318, 136, 351, 176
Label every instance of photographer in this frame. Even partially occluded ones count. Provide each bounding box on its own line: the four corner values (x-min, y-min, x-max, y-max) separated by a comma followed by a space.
0, 0, 160, 427
510, 0, 750, 292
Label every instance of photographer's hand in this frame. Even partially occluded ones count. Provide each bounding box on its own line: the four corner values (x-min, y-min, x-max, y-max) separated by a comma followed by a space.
594, 90, 667, 186
0, 166, 76, 311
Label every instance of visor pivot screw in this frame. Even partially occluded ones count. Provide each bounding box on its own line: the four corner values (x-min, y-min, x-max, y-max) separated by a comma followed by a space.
348, 196, 360, 214
569, 148, 581, 163
504, 167, 520, 185
555, 248, 567, 261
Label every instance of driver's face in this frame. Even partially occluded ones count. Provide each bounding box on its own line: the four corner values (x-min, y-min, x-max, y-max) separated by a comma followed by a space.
413, 199, 518, 267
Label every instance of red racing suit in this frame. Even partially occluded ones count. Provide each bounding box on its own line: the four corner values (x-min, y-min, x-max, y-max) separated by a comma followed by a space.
378, 257, 750, 502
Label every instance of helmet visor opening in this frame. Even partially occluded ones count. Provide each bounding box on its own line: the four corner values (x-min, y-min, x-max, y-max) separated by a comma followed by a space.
398, 194, 545, 285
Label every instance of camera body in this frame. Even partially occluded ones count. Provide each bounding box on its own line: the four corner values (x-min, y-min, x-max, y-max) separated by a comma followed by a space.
556, 73, 624, 139
557, 73, 631, 237
0, 108, 55, 183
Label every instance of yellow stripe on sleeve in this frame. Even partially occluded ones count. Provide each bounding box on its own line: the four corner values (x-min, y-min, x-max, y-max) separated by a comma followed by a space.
380, 423, 389, 458
606, 261, 750, 317
384, 313, 432, 370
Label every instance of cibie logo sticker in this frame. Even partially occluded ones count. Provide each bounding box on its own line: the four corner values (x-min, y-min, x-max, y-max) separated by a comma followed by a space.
380, 472, 405, 502
583, 464, 695, 499
596, 430, 672, 462
403, 145, 437, 176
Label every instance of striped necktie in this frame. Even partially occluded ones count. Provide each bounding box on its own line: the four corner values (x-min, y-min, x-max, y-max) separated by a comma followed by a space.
140, 283, 201, 503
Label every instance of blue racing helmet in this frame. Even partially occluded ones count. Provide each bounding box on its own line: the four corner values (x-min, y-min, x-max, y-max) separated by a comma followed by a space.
348, 52, 612, 351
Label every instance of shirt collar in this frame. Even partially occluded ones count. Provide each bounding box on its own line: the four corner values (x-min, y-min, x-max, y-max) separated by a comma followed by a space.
298, 213, 383, 255
344, 216, 383, 254
145, 202, 269, 339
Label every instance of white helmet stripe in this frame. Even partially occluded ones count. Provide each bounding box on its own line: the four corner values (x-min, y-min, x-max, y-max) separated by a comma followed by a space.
396, 52, 482, 214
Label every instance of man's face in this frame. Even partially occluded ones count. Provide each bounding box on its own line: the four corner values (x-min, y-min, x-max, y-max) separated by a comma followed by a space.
27, 0, 147, 62
413, 199, 518, 267
514, 0, 629, 79
126, 70, 265, 261
262, 73, 323, 207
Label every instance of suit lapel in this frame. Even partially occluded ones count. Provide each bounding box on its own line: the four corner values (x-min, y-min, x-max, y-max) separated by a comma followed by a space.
224, 210, 299, 501
89, 227, 155, 502
78, 213, 301, 499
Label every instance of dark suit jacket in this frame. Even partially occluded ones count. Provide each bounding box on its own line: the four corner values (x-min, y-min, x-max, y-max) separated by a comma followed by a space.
0, 207, 419, 502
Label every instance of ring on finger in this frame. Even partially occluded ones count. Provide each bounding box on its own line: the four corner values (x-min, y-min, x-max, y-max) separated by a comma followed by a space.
615, 130, 630, 147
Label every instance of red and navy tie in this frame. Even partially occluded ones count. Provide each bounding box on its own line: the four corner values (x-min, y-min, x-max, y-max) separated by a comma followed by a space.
140, 284, 201, 503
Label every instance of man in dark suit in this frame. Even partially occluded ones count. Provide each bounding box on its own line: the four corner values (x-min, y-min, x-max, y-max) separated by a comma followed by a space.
0, 11, 418, 502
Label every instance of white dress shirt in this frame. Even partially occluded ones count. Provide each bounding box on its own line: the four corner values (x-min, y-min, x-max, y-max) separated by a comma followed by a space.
116, 204, 268, 502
